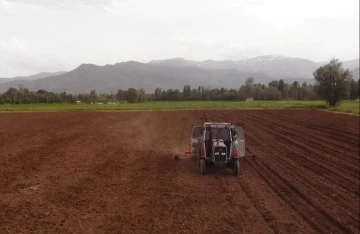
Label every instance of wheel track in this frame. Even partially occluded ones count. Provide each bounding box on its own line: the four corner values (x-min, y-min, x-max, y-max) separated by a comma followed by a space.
244, 155, 352, 234
1, 110, 358, 233
244, 134, 358, 233
240, 120, 359, 233
220, 110, 358, 233
266, 111, 359, 145
242, 120, 359, 212
253, 113, 359, 158
270, 110, 358, 134
245, 114, 359, 194
248, 112, 359, 163
202, 110, 276, 233
214, 110, 316, 233
247, 113, 358, 179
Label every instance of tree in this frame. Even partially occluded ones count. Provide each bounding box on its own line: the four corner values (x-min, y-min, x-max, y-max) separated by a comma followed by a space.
313, 58, 352, 106
126, 88, 138, 103
245, 77, 254, 97
292, 81, 299, 88
116, 89, 126, 101
245, 76, 254, 86
137, 88, 146, 102
349, 79, 357, 100
268, 80, 278, 88
90, 90, 97, 103
154, 88, 161, 101
182, 85, 191, 100
37, 89, 47, 94
278, 79, 285, 95
5, 87, 17, 96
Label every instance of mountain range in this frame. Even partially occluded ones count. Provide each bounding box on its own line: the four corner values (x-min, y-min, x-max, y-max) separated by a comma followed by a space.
0, 55, 358, 94
0, 71, 66, 84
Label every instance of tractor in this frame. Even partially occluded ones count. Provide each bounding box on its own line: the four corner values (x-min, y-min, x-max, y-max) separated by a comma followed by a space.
186, 122, 247, 176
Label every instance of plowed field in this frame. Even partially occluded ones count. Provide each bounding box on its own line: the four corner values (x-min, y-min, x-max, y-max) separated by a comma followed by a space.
0, 110, 359, 233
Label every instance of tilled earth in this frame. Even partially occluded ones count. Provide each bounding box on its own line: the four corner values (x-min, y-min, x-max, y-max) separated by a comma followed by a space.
0, 110, 359, 233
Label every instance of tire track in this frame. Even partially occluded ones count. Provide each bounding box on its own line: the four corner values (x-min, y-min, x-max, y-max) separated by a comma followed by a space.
248, 112, 359, 163
214, 110, 316, 233
218, 110, 358, 233
239, 117, 359, 233
201, 110, 275, 233
244, 114, 358, 193
1, 110, 358, 234
243, 121, 359, 213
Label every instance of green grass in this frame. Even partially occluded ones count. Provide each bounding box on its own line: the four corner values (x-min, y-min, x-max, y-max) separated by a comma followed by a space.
0, 100, 358, 114
328, 100, 360, 115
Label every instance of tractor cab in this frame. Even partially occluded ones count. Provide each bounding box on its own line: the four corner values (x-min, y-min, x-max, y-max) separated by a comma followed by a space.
203, 124, 231, 157
188, 121, 251, 176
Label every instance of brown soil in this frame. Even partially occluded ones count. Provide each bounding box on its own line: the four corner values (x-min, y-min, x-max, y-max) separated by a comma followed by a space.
0, 110, 359, 234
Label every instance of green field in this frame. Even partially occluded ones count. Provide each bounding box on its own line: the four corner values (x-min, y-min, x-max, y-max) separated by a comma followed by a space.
0, 100, 358, 114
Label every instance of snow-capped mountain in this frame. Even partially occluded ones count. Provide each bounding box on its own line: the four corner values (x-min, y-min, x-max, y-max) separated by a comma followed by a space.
149, 55, 359, 79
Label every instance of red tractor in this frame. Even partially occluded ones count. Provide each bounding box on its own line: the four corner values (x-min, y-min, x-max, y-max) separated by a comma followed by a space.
186, 122, 247, 176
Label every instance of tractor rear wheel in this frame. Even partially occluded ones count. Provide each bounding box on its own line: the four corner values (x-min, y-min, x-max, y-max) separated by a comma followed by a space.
200, 159, 207, 175
233, 160, 239, 176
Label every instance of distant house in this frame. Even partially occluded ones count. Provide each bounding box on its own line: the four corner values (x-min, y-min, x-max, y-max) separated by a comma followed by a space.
75, 100, 81, 104
246, 97, 254, 102
107, 97, 118, 103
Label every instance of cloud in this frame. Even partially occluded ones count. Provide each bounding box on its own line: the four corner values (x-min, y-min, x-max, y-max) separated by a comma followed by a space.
0, 38, 70, 77
6, 0, 123, 8
0, 0, 10, 11
1, 0, 358, 77
2, 0, 127, 14
168, 36, 263, 61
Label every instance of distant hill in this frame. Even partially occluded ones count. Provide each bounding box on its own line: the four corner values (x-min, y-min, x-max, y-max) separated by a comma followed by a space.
0, 56, 357, 94
150, 56, 359, 79
351, 67, 359, 80
0, 71, 66, 84
0, 62, 274, 93
150, 55, 321, 79
343, 59, 359, 71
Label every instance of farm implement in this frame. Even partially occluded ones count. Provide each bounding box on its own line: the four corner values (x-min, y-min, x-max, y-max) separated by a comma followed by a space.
185, 122, 257, 175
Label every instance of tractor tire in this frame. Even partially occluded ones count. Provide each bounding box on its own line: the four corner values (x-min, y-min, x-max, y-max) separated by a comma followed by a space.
233, 160, 239, 176
200, 159, 207, 175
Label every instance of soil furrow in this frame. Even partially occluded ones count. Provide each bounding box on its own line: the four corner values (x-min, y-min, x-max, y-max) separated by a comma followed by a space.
1, 110, 358, 233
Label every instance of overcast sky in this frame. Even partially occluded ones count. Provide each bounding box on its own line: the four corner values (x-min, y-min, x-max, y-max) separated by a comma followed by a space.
0, 0, 359, 77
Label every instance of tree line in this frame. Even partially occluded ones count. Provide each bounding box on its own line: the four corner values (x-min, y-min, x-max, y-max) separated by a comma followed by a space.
151, 79, 319, 101
0, 59, 359, 106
